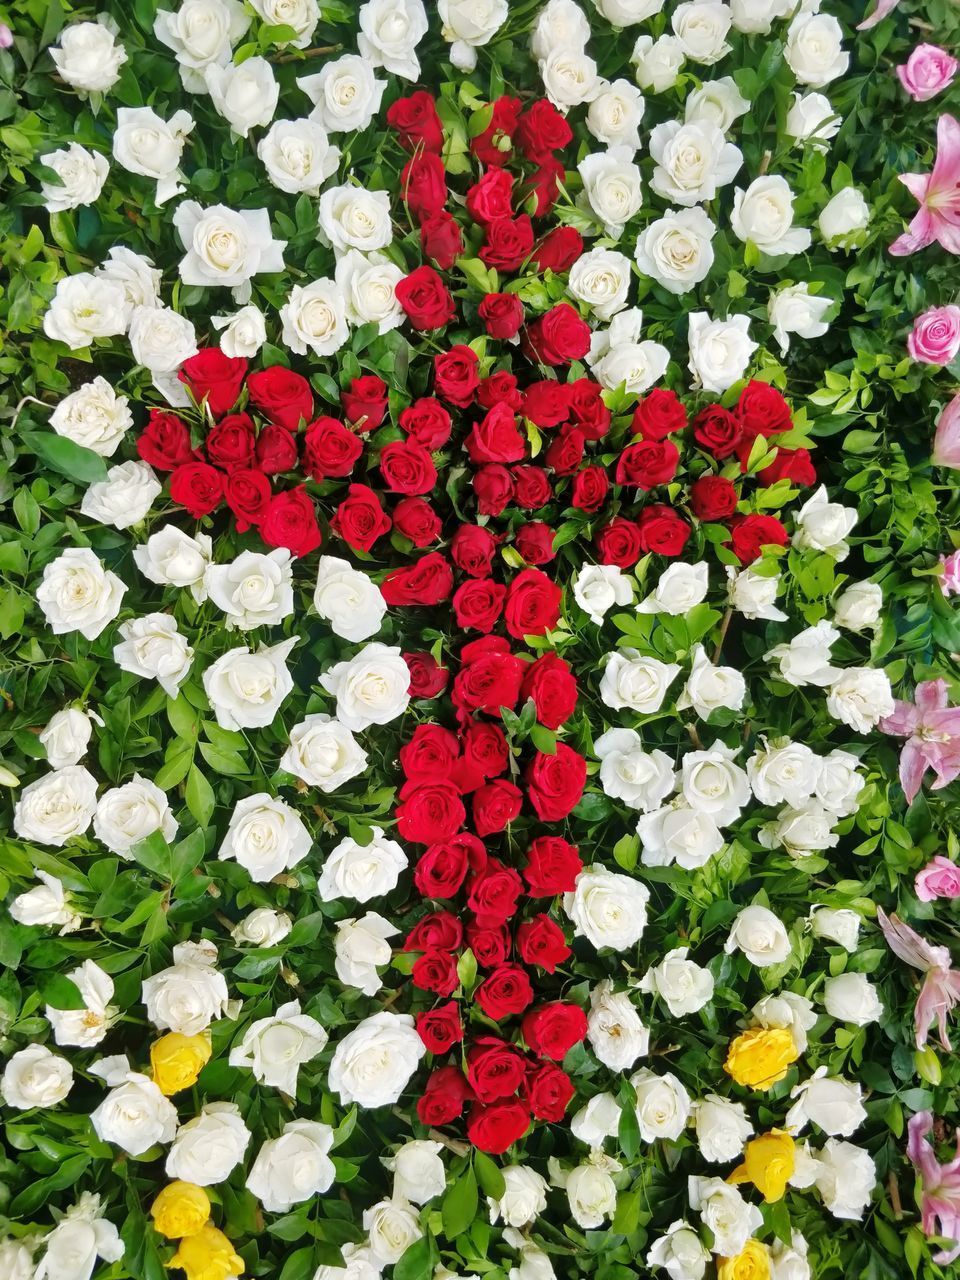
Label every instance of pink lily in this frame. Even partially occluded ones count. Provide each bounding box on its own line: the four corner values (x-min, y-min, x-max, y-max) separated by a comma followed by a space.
878, 911, 960, 1050
907, 1111, 960, 1263
858, 0, 899, 29
879, 678, 960, 802
933, 394, 960, 469
889, 115, 960, 256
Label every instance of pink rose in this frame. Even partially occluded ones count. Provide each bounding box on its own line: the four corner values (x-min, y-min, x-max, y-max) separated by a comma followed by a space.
908, 305, 960, 365
896, 44, 958, 103
940, 549, 960, 596
933, 394, 960, 469
915, 855, 960, 902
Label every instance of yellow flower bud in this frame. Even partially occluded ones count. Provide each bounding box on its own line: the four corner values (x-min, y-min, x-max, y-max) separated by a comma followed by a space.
0, 764, 20, 787
150, 1032, 212, 1096
150, 1182, 211, 1239
723, 1027, 799, 1089
914, 1046, 942, 1086
717, 1239, 772, 1280
729, 1131, 796, 1203
169, 1225, 244, 1280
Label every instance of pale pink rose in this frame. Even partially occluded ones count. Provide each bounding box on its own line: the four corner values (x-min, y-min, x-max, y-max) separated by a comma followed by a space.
916, 856, 960, 903
940, 550, 960, 596
908, 305, 960, 365
933, 394, 960, 469
897, 44, 959, 103
0, 24, 11, 49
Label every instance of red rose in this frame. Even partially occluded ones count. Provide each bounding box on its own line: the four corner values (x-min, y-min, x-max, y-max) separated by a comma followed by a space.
467, 1101, 530, 1154
516, 916, 571, 974
544, 425, 584, 476
247, 367, 313, 431
387, 91, 444, 153
421, 211, 464, 270
596, 517, 642, 568
331, 484, 391, 552
636, 505, 691, 557
465, 402, 526, 465
380, 438, 437, 495
416, 1001, 463, 1055
478, 371, 522, 411
521, 653, 578, 730
478, 293, 524, 340
466, 923, 511, 969
515, 523, 556, 565
472, 778, 523, 836
461, 721, 509, 779
480, 215, 535, 272
223, 468, 271, 531
525, 156, 565, 216
405, 912, 464, 952
515, 99, 573, 159
615, 439, 680, 488
571, 464, 609, 512
255, 424, 298, 474
396, 265, 456, 331
522, 1002, 588, 1060
405, 652, 450, 698
342, 375, 388, 431
757, 446, 816, 487
523, 836, 582, 896
434, 346, 480, 407
567, 378, 611, 440
417, 1067, 474, 1125
475, 964, 534, 1020
400, 151, 447, 221
452, 637, 525, 716
524, 1063, 574, 1122
381, 552, 454, 605
632, 388, 688, 440
693, 405, 741, 459
466, 1037, 528, 1103
260, 487, 321, 557
525, 303, 591, 366
526, 743, 586, 822
451, 525, 498, 578
470, 96, 522, 167
512, 466, 552, 510
397, 781, 467, 844
303, 416, 363, 481
737, 380, 792, 437
533, 226, 583, 273
400, 724, 459, 782
466, 858, 524, 926
206, 413, 256, 469
412, 948, 459, 997
453, 579, 507, 633
178, 348, 247, 418
466, 169, 514, 225
690, 474, 738, 520
727, 513, 788, 564
473, 465, 515, 515
170, 461, 223, 518
392, 496, 441, 547
522, 380, 571, 428
138, 410, 194, 471
504, 568, 562, 639
414, 837, 477, 898
400, 398, 452, 449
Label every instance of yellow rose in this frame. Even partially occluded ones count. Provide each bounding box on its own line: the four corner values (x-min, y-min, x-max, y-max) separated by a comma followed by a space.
150, 1032, 212, 1096
717, 1239, 772, 1280
723, 1027, 798, 1089
169, 1225, 244, 1280
729, 1131, 796, 1203
151, 1182, 211, 1239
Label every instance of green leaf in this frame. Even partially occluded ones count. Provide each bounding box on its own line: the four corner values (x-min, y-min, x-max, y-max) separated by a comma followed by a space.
442, 1167, 478, 1239
185, 766, 215, 827
394, 1234, 436, 1280
21, 431, 108, 484
473, 1151, 505, 1201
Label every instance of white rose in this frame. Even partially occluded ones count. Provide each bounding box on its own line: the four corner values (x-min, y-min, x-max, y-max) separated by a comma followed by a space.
212, 305, 267, 358
358, 0, 428, 81
786, 1068, 866, 1138
812, 1139, 876, 1220
637, 561, 709, 615
298, 55, 386, 134
39, 707, 96, 769
688, 1178, 763, 1257
229, 999, 327, 1092
785, 92, 840, 148
129, 305, 199, 379
320, 643, 410, 731
165, 1101, 250, 1183
335, 250, 405, 334
671, 1, 732, 64
598, 0, 665, 23
587, 979, 650, 1070
687, 311, 757, 393
649, 121, 742, 206
595, 728, 675, 812
50, 19, 127, 94
219, 793, 312, 881
204, 56, 278, 136
142, 940, 231, 1035
133, 526, 212, 600
81, 461, 161, 530
768, 282, 832, 354
568, 248, 633, 320
818, 186, 870, 249
90, 1069, 177, 1155
631, 35, 685, 93
760, 801, 839, 857
630, 1068, 691, 1142
809, 905, 860, 951
748, 739, 822, 807
531, 0, 590, 60
206, 549, 295, 631
826, 667, 894, 733
635, 207, 716, 295
280, 279, 349, 357
677, 644, 746, 719
48, 377, 132, 458
573, 563, 634, 625
112, 106, 194, 204
40, 144, 109, 213
258, 118, 339, 196
685, 77, 750, 132
731, 175, 812, 256
0, 1239, 34, 1280
94, 775, 177, 858
385, 1140, 445, 1206
46, 960, 115, 1048
363, 1199, 423, 1265
113, 614, 194, 698
765, 621, 840, 687
539, 48, 601, 111
95, 244, 162, 314
438, 0, 508, 71
725, 904, 791, 967
794, 485, 858, 558
249, 0, 320, 47
693, 1094, 753, 1162
247, 1120, 334, 1212
646, 1221, 710, 1280
319, 827, 408, 902
570, 1093, 621, 1148
318, 185, 393, 258
313, 556, 387, 643
565, 1159, 618, 1229
231, 907, 292, 947
154, 0, 250, 93
730, 0, 789, 33
44, 273, 127, 349
13, 766, 98, 847
335, 912, 398, 995
564, 865, 649, 951
752, 991, 816, 1053
506, 1237, 557, 1280
578, 148, 643, 239
35, 1195, 124, 1280
785, 13, 849, 87
1, 1045, 73, 1109
822, 972, 883, 1026
9, 870, 82, 934
726, 565, 788, 621
329, 1010, 425, 1108
588, 308, 671, 393
638, 947, 714, 1016
280, 714, 369, 791
489, 1165, 548, 1227
637, 801, 725, 869
833, 581, 882, 632
203, 635, 298, 731
680, 743, 750, 826
586, 79, 645, 151
770, 1233, 811, 1280
599, 648, 680, 713
174, 201, 285, 302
